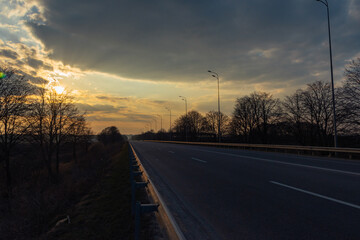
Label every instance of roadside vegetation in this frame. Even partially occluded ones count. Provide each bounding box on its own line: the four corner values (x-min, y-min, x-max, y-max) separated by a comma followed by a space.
0, 66, 132, 239
45, 142, 132, 240
134, 58, 360, 148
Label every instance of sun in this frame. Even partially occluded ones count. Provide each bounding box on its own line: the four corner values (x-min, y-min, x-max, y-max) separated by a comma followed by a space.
54, 86, 65, 94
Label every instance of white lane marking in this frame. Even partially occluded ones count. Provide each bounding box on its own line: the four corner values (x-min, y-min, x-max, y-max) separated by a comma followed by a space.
191, 157, 207, 163
168, 151, 175, 154
270, 181, 360, 210
196, 149, 360, 176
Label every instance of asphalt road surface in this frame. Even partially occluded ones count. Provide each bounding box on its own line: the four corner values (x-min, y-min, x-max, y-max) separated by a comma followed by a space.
130, 141, 360, 240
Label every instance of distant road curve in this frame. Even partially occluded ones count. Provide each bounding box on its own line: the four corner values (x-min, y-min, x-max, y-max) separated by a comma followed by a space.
130, 141, 360, 240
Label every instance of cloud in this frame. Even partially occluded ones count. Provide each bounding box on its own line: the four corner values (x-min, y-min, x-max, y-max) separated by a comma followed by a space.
0, 40, 56, 76
26, 56, 44, 69
0, 67, 48, 96
23, 0, 359, 87
76, 103, 126, 113
248, 48, 278, 59
0, 24, 20, 33
349, 0, 360, 21
86, 116, 122, 122
96, 95, 129, 102
0, 49, 19, 59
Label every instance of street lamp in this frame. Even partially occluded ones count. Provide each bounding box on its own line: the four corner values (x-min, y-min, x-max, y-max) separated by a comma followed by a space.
156, 114, 162, 130
316, 0, 338, 148
179, 96, 187, 115
179, 96, 188, 141
165, 107, 172, 140
208, 70, 221, 143
153, 117, 157, 132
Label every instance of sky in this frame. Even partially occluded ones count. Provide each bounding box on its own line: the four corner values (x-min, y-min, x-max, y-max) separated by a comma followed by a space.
0, 0, 359, 134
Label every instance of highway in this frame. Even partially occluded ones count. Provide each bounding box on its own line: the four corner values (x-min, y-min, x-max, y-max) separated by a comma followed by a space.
130, 141, 360, 240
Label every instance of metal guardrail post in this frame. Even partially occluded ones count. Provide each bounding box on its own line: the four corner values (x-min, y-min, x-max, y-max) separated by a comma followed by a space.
140, 203, 159, 214
131, 171, 142, 180
132, 164, 140, 171
131, 181, 149, 215
135, 201, 159, 240
135, 201, 141, 240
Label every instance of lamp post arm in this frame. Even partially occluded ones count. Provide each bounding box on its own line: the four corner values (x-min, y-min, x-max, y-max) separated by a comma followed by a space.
317, 0, 328, 7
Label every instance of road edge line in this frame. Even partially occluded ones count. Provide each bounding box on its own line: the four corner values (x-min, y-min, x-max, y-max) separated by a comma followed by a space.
130, 143, 187, 240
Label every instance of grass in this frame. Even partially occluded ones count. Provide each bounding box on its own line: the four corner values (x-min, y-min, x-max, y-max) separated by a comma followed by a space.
45, 143, 133, 240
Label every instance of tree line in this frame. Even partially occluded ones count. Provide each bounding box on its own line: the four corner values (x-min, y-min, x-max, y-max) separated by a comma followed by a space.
134, 58, 360, 147
0, 67, 92, 196
0, 66, 128, 238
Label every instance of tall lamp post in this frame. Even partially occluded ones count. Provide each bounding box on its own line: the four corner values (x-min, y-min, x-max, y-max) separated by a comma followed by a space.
316, 0, 338, 147
208, 70, 221, 143
156, 114, 162, 131
153, 118, 157, 132
179, 96, 188, 141
165, 107, 172, 140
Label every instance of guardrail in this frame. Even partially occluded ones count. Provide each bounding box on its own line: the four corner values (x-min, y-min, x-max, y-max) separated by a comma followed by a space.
129, 143, 186, 240
144, 140, 360, 159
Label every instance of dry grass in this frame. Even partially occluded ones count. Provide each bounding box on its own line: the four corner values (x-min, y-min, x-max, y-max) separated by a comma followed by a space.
0, 141, 130, 239
44, 143, 133, 240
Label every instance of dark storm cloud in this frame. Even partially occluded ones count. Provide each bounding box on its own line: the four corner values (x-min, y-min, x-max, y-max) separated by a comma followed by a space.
0, 68, 48, 95
0, 49, 19, 59
76, 103, 126, 113
23, 56, 53, 71
0, 42, 54, 72
86, 116, 122, 122
123, 113, 161, 122
86, 113, 159, 122
15, 69, 48, 85
27, 0, 360, 84
96, 95, 129, 102
25, 57, 44, 69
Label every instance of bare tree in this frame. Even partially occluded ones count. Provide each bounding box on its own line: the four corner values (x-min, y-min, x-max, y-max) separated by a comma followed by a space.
301, 81, 334, 146
98, 126, 124, 145
81, 127, 94, 153
255, 92, 280, 143
205, 110, 230, 136
173, 115, 187, 140
28, 86, 81, 179
28, 86, 51, 177
344, 58, 360, 104
282, 90, 307, 144
67, 115, 87, 162
231, 96, 257, 142
340, 58, 360, 132
187, 111, 206, 139
173, 111, 207, 140
0, 68, 31, 196
52, 90, 77, 175
231, 92, 280, 143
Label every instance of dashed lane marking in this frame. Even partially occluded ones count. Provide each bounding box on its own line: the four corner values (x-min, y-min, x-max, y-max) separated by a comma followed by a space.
191, 157, 207, 163
270, 181, 360, 210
